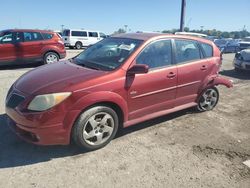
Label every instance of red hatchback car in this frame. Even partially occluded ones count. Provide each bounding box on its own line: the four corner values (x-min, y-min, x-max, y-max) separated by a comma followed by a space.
0, 29, 66, 66
5, 33, 232, 150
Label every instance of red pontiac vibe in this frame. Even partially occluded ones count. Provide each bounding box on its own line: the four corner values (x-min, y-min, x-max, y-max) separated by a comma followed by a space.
5, 33, 233, 150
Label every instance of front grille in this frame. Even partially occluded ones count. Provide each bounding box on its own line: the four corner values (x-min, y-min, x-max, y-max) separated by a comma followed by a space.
246, 65, 250, 69
6, 93, 25, 108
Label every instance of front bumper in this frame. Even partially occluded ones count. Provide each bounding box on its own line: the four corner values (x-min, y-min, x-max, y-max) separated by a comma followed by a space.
7, 116, 68, 145
5, 88, 80, 145
64, 43, 71, 47
59, 51, 67, 59
234, 58, 250, 70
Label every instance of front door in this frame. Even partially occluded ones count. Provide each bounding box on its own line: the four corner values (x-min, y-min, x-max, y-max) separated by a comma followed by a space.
127, 39, 177, 120
0, 31, 16, 64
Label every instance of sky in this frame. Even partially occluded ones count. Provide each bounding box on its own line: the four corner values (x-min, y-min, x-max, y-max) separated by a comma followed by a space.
0, 0, 249, 34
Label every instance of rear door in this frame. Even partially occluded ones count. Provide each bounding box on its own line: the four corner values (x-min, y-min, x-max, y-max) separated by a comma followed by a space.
174, 39, 212, 106
127, 39, 177, 120
20, 31, 44, 61
72, 31, 88, 46
0, 31, 16, 64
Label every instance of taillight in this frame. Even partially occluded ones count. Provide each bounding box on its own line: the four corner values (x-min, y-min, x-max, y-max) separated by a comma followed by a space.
220, 52, 223, 61
58, 40, 64, 45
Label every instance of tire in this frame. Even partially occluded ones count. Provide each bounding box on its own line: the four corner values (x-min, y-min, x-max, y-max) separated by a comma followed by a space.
69, 46, 74, 49
72, 106, 119, 151
235, 47, 240, 53
75, 42, 82, 50
235, 67, 242, 72
44, 52, 59, 64
196, 87, 219, 112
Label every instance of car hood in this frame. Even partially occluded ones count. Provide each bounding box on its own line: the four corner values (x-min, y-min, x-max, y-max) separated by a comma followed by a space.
15, 61, 107, 94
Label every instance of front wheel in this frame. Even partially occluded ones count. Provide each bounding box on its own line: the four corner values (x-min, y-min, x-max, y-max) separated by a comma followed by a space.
72, 106, 119, 151
196, 87, 219, 112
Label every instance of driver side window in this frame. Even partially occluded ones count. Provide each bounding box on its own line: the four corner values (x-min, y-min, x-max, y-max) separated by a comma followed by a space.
0, 32, 13, 44
136, 40, 172, 69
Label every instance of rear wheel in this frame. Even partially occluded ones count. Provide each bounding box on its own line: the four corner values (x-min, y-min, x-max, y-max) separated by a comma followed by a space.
43, 52, 59, 64
75, 42, 82, 49
72, 106, 119, 151
196, 87, 219, 112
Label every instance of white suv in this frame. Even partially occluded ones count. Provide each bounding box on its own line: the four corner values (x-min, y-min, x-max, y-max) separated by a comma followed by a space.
62, 29, 107, 49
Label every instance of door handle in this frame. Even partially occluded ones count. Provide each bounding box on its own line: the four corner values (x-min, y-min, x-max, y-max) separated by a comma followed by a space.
200, 65, 207, 70
167, 72, 176, 78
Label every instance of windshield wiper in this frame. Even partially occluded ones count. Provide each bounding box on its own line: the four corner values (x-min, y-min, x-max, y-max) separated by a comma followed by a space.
75, 59, 101, 70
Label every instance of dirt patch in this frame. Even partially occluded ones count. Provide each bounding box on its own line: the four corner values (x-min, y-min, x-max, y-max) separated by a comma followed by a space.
193, 145, 250, 180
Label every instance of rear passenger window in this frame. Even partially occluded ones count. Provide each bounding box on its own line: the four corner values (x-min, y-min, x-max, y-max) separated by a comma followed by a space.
33, 32, 43, 41
42, 33, 53, 40
88, 32, 98, 37
175, 40, 201, 64
200, 43, 213, 58
16, 32, 23, 42
71, 31, 87, 37
136, 40, 172, 69
23, 32, 43, 42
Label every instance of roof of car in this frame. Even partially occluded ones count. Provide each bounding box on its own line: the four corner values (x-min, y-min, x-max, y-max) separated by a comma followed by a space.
112, 32, 214, 45
113, 32, 169, 40
1, 29, 54, 33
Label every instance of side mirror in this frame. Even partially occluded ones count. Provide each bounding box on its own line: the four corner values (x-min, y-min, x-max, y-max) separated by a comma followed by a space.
127, 64, 149, 75
220, 47, 225, 54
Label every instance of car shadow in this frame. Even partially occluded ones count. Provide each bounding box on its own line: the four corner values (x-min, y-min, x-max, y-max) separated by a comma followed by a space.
0, 108, 192, 169
0, 63, 41, 70
220, 69, 250, 80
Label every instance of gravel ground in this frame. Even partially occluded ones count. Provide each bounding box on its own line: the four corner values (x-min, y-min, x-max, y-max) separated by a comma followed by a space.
0, 52, 249, 188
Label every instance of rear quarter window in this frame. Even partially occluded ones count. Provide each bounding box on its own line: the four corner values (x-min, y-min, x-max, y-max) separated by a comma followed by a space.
42, 33, 53, 40
200, 43, 213, 58
88, 32, 98, 37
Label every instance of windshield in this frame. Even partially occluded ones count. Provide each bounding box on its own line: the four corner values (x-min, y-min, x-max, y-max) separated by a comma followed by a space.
242, 37, 250, 42
62, 29, 70, 36
74, 38, 143, 71
215, 40, 227, 45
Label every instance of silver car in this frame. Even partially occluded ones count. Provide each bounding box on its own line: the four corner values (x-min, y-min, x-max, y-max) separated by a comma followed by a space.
234, 49, 250, 71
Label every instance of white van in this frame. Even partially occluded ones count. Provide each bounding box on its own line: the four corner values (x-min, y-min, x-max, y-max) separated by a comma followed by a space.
62, 29, 107, 49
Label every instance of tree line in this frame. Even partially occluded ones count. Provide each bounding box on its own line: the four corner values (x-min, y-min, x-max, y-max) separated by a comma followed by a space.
113, 27, 250, 39
162, 27, 250, 39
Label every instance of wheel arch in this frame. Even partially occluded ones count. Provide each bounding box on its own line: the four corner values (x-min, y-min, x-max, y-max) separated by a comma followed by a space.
64, 91, 128, 143
198, 75, 232, 95
75, 41, 83, 46
43, 50, 60, 59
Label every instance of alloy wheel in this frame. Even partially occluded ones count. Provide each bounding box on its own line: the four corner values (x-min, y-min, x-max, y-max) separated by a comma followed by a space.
82, 112, 114, 146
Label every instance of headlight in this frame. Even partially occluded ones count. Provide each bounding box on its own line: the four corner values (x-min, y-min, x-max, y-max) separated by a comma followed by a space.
28, 92, 71, 111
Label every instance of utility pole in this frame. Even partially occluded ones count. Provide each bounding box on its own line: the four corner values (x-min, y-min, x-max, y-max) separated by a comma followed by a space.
124, 25, 128, 33
61, 24, 65, 32
180, 0, 186, 32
